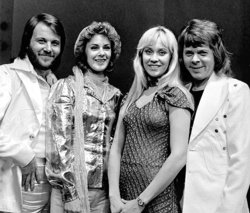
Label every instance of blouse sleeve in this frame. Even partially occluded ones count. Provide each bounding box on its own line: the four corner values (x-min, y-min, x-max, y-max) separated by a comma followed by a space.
45, 76, 78, 203
109, 90, 123, 145
158, 86, 194, 113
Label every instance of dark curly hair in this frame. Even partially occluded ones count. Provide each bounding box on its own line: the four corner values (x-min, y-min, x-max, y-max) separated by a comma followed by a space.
178, 19, 233, 84
74, 21, 121, 73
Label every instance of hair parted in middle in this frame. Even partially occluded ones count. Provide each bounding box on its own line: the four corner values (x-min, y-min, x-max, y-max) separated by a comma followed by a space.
17, 13, 66, 71
122, 26, 193, 115
74, 21, 121, 73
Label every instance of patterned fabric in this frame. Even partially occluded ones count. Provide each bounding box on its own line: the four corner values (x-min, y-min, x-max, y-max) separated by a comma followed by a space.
120, 86, 193, 213
45, 73, 122, 202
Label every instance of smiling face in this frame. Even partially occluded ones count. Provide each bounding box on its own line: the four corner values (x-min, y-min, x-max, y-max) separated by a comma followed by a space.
85, 34, 111, 74
183, 45, 215, 86
28, 22, 61, 76
142, 38, 171, 79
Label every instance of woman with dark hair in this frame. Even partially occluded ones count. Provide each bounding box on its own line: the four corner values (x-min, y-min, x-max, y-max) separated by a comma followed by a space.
45, 21, 122, 213
178, 19, 250, 213
108, 26, 193, 213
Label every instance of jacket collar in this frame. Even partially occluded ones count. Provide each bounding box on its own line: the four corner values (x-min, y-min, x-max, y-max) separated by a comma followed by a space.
83, 73, 119, 103
11, 57, 36, 74
11, 57, 43, 124
189, 72, 229, 144
11, 57, 52, 78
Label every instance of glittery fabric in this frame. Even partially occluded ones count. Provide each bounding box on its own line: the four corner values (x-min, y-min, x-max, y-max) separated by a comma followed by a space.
120, 86, 193, 213
46, 73, 122, 202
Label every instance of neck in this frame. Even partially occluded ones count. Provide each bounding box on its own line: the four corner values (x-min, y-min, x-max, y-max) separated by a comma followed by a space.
87, 68, 105, 78
193, 76, 211, 91
35, 69, 51, 80
147, 76, 159, 88
86, 70, 105, 81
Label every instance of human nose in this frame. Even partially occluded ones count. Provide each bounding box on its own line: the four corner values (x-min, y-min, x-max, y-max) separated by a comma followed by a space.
44, 42, 52, 53
98, 48, 105, 56
191, 54, 200, 64
150, 53, 158, 62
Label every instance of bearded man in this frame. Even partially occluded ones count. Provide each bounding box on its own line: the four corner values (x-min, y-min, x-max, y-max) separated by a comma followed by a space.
0, 13, 66, 213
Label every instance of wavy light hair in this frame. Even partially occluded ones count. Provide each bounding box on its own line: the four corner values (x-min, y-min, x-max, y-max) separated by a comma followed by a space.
122, 26, 193, 115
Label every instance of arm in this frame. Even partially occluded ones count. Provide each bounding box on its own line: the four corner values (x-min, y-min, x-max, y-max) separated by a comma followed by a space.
46, 79, 78, 203
215, 83, 250, 213
0, 66, 34, 167
108, 110, 126, 213
122, 106, 191, 213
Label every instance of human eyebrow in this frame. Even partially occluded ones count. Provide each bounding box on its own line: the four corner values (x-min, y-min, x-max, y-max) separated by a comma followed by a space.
36, 38, 46, 43
51, 40, 60, 46
157, 49, 168, 56
198, 50, 209, 55
90, 44, 99, 49
103, 44, 111, 48
184, 49, 193, 55
143, 47, 153, 53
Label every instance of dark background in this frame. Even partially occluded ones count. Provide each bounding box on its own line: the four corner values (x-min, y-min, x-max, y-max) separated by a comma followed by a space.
0, 0, 250, 205
0, 0, 250, 94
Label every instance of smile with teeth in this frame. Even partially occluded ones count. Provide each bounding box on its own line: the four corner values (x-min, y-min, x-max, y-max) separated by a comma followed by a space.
95, 59, 106, 62
149, 64, 161, 68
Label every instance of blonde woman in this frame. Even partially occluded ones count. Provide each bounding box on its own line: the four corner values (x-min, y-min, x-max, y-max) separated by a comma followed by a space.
108, 26, 193, 213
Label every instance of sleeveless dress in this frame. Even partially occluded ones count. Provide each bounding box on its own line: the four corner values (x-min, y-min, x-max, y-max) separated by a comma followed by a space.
120, 86, 193, 213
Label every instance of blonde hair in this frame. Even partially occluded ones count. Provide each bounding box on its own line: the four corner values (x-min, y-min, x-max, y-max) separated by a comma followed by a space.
122, 26, 193, 115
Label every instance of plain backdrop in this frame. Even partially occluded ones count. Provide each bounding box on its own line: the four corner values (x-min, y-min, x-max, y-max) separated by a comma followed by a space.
0, 0, 250, 205
0, 0, 249, 94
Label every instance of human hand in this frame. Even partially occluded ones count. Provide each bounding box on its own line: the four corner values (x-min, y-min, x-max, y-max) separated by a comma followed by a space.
64, 198, 81, 213
121, 199, 144, 213
109, 196, 124, 213
21, 157, 40, 191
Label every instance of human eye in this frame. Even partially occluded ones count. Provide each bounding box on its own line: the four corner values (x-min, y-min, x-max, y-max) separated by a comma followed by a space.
37, 38, 46, 44
184, 50, 193, 57
104, 45, 111, 50
199, 51, 208, 56
158, 50, 168, 56
52, 40, 60, 46
144, 48, 153, 55
90, 45, 99, 50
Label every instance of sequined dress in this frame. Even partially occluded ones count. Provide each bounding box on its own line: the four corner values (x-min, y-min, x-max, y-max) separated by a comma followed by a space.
120, 86, 193, 213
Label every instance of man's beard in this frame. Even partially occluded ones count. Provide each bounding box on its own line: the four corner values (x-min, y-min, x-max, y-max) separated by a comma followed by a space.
27, 46, 59, 71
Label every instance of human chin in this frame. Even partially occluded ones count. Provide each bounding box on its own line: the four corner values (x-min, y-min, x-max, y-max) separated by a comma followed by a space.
92, 62, 109, 72
27, 47, 54, 70
147, 68, 165, 78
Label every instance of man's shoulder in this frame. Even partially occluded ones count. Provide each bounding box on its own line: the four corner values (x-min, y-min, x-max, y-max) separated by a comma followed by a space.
0, 61, 14, 71
0, 61, 20, 82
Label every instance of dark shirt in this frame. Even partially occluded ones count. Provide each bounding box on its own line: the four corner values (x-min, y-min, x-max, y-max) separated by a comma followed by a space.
190, 89, 204, 129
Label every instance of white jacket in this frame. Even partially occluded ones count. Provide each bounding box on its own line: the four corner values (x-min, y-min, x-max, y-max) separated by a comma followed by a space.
0, 58, 43, 212
183, 73, 250, 213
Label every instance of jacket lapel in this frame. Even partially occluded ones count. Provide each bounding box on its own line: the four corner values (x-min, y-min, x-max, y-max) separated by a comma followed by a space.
189, 73, 229, 144
11, 58, 43, 125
